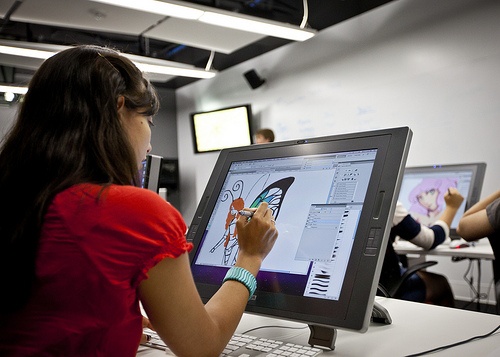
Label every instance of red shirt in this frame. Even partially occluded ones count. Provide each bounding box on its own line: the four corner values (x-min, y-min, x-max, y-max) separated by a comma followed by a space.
0, 184, 192, 356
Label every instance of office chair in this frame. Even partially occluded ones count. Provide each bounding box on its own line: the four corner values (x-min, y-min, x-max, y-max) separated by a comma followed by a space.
373, 260, 438, 325
378, 260, 438, 298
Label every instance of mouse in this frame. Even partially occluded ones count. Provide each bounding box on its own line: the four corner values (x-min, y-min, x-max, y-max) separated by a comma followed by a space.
449, 238, 471, 249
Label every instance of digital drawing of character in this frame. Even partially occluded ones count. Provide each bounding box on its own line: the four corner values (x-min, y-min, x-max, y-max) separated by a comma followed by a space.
209, 180, 244, 265
210, 176, 295, 265
408, 177, 458, 226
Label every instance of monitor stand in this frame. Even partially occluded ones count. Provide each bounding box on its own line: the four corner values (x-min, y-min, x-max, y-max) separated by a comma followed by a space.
371, 301, 393, 324
308, 324, 337, 350
307, 301, 392, 350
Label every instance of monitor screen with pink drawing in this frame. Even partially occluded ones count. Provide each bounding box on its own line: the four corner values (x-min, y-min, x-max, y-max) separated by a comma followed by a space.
397, 163, 486, 239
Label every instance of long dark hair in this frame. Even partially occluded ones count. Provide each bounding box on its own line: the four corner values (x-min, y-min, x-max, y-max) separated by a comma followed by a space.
0, 45, 159, 313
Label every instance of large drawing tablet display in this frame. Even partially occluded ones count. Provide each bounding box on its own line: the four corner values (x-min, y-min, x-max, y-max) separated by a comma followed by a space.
187, 127, 412, 348
398, 162, 486, 239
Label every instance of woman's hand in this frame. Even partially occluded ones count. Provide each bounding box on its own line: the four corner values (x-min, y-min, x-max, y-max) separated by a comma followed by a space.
235, 202, 278, 268
140, 315, 155, 344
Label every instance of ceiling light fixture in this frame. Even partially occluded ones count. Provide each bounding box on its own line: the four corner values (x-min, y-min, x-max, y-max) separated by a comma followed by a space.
199, 11, 315, 42
0, 42, 216, 79
0, 85, 28, 95
89, 0, 203, 19
0, 45, 53, 60
88, 0, 317, 42
134, 62, 215, 78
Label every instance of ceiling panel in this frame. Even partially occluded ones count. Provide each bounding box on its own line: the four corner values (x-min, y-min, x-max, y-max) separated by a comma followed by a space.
0, 1, 14, 16
145, 17, 265, 55
9, 0, 165, 36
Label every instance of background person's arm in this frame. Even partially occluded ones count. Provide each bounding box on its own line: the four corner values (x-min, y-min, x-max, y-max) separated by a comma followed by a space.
457, 190, 500, 241
438, 187, 465, 228
400, 188, 464, 250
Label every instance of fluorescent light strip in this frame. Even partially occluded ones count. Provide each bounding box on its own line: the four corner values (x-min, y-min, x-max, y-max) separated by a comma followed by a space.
0, 44, 216, 79
199, 12, 316, 42
135, 62, 215, 78
89, 0, 203, 19
0, 85, 28, 95
0, 45, 55, 60
88, 0, 316, 41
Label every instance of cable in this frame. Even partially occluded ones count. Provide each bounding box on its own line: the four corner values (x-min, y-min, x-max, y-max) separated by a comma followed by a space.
205, 50, 215, 71
404, 324, 500, 357
241, 324, 308, 335
464, 259, 477, 296
377, 283, 391, 298
300, 0, 309, 28
459, 258, 489, 311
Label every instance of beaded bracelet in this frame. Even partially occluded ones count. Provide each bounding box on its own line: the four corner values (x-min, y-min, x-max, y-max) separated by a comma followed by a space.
223, 266, 257, 300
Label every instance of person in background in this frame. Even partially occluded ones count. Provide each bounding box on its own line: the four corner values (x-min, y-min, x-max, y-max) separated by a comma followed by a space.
379, 187, 464, 307
254, 128, 275, 144
457, 189, 500, 309
0, 45, 278, 356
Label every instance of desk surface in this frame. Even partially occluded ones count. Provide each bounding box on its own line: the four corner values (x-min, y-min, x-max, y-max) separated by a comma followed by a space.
393, 237, 495, 260
137, 297, 500, 357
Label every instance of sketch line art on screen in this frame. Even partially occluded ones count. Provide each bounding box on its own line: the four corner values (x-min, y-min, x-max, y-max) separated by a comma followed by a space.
209, 175, 295, 265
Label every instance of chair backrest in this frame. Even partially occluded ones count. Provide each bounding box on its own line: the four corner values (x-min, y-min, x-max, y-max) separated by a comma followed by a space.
388, 261, 438, 298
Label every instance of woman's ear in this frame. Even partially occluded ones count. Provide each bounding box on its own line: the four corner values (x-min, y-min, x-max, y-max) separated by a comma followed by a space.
117, 96, 126, 116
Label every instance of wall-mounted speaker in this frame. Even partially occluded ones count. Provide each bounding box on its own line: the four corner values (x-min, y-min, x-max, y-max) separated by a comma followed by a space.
244, 69, 266, 89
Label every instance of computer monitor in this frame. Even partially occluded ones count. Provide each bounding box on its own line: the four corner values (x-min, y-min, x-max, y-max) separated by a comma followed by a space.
190, 104, 253, 153
140, 154, 162, 193
187, 127, 412, 350
397, 163, 486, 239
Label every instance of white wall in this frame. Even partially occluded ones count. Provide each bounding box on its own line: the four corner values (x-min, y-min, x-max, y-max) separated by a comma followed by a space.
176, 0, 499, 304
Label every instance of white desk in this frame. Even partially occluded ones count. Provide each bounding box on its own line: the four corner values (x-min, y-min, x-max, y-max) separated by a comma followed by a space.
137, 297, 500, 357
393, 237, 494, 260
393, 237, 495, 310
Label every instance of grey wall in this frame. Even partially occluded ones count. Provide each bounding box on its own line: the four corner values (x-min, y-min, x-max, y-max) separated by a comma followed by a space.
175, 0, 499, 303
0, 103, 17, 138
149, 87, 179, 208
149, 87, 178, 158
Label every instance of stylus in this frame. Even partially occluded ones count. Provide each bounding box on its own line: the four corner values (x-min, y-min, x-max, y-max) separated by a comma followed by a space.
238, 210, 254, 217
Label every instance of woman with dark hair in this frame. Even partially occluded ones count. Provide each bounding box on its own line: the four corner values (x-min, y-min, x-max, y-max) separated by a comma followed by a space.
0, 45, 278, 356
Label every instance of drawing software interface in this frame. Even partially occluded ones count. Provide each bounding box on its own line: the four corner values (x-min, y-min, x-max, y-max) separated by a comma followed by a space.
193, 149, 377, 301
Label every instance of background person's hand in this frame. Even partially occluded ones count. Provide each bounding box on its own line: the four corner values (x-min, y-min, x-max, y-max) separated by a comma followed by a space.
444, 187, 464, 209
